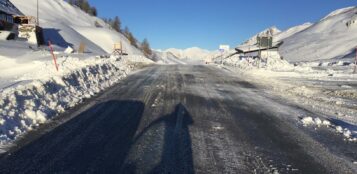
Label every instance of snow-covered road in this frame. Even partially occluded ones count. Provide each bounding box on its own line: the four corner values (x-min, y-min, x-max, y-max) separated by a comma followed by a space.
0, 65, 355, 173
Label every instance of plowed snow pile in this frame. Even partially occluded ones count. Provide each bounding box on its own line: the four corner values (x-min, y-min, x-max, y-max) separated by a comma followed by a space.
0, 0, 153, 152
222, 6, 357, 142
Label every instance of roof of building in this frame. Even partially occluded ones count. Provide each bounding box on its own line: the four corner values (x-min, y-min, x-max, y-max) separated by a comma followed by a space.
0, 0, 22, 15
235, 41, 284, 54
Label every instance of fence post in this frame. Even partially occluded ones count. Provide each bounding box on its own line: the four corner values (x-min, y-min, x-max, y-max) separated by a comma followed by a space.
48, 41, 59, 71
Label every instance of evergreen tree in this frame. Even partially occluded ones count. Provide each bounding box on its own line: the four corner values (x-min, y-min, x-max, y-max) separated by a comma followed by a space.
66, 0, 97, 16
68, 0, 76, 5
81, 0, 91, 14
141, 38, 152, 57
102, 18, 108, 23
112, 16, 121, 32
75, 0, 83, 7
123, 27, 138, 48
90, 7, 97, 16
128, 33, 138, 48
123, 26, 130, 38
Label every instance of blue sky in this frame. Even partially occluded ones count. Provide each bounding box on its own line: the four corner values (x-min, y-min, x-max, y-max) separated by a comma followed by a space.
90, 0, 356, 50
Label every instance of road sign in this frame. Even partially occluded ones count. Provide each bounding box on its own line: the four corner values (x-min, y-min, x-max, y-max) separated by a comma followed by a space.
257, 36, 273, 48
219, 45, 230, 52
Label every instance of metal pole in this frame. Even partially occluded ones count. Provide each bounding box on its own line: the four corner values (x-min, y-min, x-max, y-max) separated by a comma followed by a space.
37, 0, 39, 26
48, 41, 59, 72
353, 47, 357, 74
258, 37, 261, 68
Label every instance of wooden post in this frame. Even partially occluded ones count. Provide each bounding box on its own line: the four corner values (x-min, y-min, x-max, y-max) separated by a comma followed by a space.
78, 42, 86, 53
120, 41, 123, 55
48, 41, 59, 72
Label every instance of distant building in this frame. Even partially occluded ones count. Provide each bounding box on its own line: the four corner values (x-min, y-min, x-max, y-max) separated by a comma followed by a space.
0, 0, 43, 45
0, 0, 21, 40
236, 41, 283, 59
236, 34, 284, 60
13, 15, 44, 45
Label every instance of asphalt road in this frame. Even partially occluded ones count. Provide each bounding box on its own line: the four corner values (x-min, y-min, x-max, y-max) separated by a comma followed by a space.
0, 65, 356, 174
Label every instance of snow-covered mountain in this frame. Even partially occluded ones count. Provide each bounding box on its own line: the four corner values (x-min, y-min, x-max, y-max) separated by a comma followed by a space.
280, 6, 357, 62
10, 0, 144, 55
237, 6, 357, 63
159, 47, 216, 60
273, 23, 312, 42
238, 23, 312, 47
241, 26, 281, 46
165, 47, 212, 59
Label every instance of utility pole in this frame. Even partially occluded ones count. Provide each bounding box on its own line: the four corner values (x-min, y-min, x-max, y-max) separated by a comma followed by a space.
353, 47, 357, 74
37, 0, 39, 26
258, 36, 261, 68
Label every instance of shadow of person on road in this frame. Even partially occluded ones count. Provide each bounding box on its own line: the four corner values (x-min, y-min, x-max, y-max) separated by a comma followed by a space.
0, 100, 145, 174
123, 103, 195, 174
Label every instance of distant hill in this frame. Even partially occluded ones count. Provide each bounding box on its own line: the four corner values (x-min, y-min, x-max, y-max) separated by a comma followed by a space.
236, 6, 357, 63
155, 47, 214, 60
280, 6, 357, 62
10, 0, 144, 55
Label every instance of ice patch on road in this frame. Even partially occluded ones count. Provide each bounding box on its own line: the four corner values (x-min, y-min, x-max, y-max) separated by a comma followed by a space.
301, 117, 330, 127
212, 126, 224, 131
300, 116, 356, 142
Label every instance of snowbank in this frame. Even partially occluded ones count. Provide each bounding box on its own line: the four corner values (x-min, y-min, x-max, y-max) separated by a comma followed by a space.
219, 54, 298, 71
217, 49, 357, 142
301, 116, 356, 142
0, 55, 152, 151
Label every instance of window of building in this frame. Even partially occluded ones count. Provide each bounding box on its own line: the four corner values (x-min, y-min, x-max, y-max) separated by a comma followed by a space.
0, 14, 6, 21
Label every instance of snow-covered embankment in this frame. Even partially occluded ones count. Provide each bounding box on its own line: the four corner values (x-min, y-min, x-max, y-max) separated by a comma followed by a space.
0, 55, 152, 151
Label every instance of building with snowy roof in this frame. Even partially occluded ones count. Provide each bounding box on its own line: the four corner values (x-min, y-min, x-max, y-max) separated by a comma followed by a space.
235, 35, 284, 60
